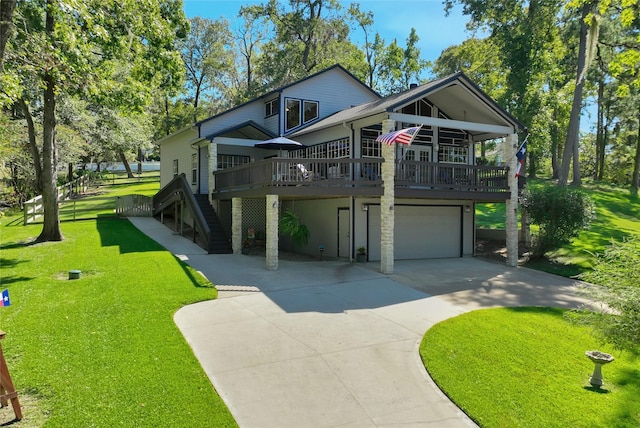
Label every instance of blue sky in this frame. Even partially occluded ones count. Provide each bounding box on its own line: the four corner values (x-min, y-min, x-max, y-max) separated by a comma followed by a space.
182, 0, 474, 66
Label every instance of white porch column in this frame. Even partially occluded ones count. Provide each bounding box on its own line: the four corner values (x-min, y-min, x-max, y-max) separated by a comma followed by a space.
208, 142, 217, 204
380, 119, 395, 274
231, 197, 242, 255
506, 133, 519, 267
266, 195, 279, 271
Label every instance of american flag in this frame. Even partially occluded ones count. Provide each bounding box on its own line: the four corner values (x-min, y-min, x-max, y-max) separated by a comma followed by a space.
375, 125, 422, 145
515, 138, 527, 177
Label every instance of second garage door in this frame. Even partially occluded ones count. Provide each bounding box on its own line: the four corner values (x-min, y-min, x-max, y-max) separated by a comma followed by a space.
367, 205, 462, 261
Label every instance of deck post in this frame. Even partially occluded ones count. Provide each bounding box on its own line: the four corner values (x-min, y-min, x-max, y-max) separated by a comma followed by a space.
232, 197, 242, 254
506, 133, 519, 267
266, 195, 279, 271
380, 118, 395, 275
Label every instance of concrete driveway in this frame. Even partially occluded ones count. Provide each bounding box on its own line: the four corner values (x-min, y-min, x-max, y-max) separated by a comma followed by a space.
131, 218, 589, 428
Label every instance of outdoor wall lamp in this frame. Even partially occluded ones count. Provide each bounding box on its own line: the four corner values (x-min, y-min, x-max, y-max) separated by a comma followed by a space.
362, 204, 368, 211
465, 205, 471, 213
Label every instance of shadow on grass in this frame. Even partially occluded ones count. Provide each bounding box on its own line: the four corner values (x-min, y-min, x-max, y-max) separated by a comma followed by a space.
95, 215, 164, 254
0, 240, 39, 250
173, 256, 215, 289
583, 386, 611, 394
0, 275, 35, 285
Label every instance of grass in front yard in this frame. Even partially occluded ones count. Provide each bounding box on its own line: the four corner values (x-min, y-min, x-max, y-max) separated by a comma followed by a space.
420, 307, 640, 428
0, 199, 236, 425
476, 181, 640, 276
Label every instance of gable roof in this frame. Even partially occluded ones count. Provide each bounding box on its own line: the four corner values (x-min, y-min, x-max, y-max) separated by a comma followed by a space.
196, 64, 380, 130
202, 120, 274, 141
293, 72, 525, 141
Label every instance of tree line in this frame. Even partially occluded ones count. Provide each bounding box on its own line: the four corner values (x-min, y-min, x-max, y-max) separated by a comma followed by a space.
0, 0, 638, 242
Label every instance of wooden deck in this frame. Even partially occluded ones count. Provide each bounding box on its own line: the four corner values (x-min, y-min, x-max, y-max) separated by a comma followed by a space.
212, 158, 510, 201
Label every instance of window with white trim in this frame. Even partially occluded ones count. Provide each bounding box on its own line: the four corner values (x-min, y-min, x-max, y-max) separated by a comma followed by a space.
265, 98, 278, 118
217, 154, 251, 170
172, 159, 178, 177
438, 146, 468, 164
327, 138, 350, 158
361, 129, 381, 158
191, 153, 197, 184
303, 101, 318, 123
285, 98, 319, 131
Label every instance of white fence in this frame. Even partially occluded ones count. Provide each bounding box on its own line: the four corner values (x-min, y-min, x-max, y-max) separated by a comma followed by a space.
23, 176, 89, 225
115, 194, 153, 217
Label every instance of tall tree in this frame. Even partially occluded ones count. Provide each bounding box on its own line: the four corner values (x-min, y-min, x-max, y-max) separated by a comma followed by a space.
8, 0, 188, 242
241, 0, 366, 88
445, 0, 567, 178
558, 2, 601, 186
0, 0, 15, 70
180, 17, 233, 122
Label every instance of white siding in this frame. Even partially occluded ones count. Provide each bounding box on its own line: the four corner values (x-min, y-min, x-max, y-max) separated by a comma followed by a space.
281, 68, 378, 123
157, 127, 198, 190
199, 103, 264, 138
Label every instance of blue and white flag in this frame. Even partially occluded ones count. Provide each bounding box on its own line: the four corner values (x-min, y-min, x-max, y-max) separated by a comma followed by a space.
0, 289, 10, 307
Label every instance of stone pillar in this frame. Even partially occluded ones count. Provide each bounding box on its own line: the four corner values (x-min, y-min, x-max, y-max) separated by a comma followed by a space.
208, 142, 217, 203
380, 119, 395, 274
266, 195, 279, 271
506, 133, 519, 267
231, 197, 242, 255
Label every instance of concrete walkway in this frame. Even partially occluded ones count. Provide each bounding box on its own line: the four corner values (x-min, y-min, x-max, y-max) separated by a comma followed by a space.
129, 218, 590, 428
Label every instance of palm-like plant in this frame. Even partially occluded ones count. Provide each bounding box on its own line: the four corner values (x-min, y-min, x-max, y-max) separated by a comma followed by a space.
279, 208, 310, 252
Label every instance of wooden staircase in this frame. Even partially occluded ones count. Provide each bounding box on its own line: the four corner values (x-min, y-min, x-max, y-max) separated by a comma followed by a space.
194, 194, 232, 254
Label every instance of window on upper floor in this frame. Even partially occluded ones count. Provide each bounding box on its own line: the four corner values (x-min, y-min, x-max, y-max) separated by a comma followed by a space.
191, 153, 197, 184
439, 145, 468, 164
285, 98, 319, 131
217, 154, 251, 170
265, 98, 278, 118
172, 159, 178, 177
303, 101, 318, 123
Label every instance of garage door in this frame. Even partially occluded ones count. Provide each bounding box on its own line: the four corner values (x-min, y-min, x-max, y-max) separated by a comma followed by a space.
368, 205, 462, 261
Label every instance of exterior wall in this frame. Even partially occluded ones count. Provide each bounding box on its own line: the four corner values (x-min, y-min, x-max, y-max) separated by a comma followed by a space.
279, 198, 350, 258
280, 67, 378, 127
157, 127, 198, 191
199, 103, 265, 138
199, 67, 378, 140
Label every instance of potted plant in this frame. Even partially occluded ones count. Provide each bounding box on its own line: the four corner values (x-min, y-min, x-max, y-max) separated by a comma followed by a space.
356, 246, 367, 262
241, 238, 251, 255
279, 209, 310, 253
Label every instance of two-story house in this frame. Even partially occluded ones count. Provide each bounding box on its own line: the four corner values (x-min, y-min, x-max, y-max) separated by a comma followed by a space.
155, 64, 524, 272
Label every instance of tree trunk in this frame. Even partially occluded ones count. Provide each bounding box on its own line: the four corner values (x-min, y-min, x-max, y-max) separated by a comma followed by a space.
528, 152, 536, 178
36, 2, 63, 242
18, 97, 44, 193
559, 3, 595, 186
0, 0, 16, 71
594, 76, 604, 180
551, 110, 559, 179
119, 151, 134, 178
632, 105, 640, 196
37, 81, 62, 241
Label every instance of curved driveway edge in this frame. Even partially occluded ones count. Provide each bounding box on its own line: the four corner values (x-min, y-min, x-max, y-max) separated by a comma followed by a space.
130, 218, 589, 428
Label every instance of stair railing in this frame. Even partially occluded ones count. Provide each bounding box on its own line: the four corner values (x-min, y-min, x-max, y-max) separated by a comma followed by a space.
153, 174, 212, 252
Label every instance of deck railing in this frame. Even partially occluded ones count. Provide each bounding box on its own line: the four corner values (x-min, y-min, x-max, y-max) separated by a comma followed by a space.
212, 158, 509, 195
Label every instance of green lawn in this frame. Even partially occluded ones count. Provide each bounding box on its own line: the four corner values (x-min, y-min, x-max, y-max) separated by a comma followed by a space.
476, 180, 640, 276
0, 181, 237, 427
421, 307, 640, 428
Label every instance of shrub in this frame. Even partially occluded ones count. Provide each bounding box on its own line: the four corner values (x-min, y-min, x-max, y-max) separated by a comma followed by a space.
576, 236, 640, 351
520, 185, 594, 258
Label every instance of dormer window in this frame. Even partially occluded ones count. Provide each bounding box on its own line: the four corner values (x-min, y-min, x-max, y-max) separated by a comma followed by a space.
285, 98, 319, 131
